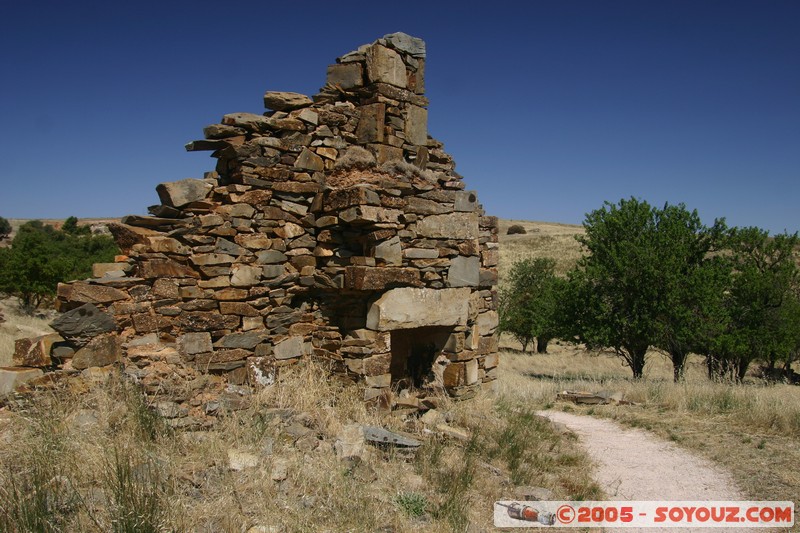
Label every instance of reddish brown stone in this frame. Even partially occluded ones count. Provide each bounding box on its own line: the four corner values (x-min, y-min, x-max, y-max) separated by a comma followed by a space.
344, 267, 421, 290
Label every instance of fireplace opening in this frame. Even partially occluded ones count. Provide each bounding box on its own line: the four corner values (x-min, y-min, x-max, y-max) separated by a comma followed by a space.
390, 326, 452, 389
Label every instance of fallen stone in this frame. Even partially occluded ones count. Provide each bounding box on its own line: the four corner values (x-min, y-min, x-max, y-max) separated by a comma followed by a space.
71, 333, 121, 370
270, 458, 289, 481
228, 449, 259, 471
263, 91, 312, 111
334, 424, 369, 461
0, 367, 44, 395
156, 178, 213, 208
361, 425, 421, 447
13, 334, 63, 367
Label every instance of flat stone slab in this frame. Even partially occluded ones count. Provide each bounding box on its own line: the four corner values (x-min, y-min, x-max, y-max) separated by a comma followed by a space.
366, 287, 471, 331
0, 367, 44, 395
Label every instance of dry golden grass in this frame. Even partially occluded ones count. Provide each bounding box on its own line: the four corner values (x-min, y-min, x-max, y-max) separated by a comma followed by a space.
0, 359, 601, 532
498, 337, 800, 510
497, 219, 584, 281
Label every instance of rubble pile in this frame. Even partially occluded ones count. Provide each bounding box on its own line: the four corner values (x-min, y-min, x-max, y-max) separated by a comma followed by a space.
3, 33, 499, 422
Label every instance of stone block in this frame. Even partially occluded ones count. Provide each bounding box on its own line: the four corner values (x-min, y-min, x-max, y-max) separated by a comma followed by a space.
345, 266, 421, 290
454, 190, 478, 212
273, 336, 310, 360
366, 288, 471, 331
326, 63, 364, 90
476, 311, 499, 336
178, 332, 212, 356
373, 236, 402, 265
139, 259, 198, 279
263, 91, 312, 111
404, 105, 428, 146
366, 44, 407, 88
0, 367, 44, 395
51, 303, 116, 341
447, 256, 480, 287
58, 282, 128, 305
230, 264, 262, 287
13, 334, 63, 367
156, 178, 213, 208
72, 333, 121, 370
416, 213, 479, 240
339, 206, 401, 224
294, 148, 324, 171
356, 103, 385, 143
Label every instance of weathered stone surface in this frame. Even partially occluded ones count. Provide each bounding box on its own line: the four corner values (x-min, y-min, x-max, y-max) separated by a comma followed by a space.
51, 303, 116, 340
339, 206, 401, 224
345, 266, 421, 290
230, 264, 262, 287
416, 213, 479, 240
156, 178, 213, 208
214, 332, 265, 350
404, 248, 439, 259
0, 367, 44, 395
58, 282, 128, 305
263, 91, 313, 111
366, 44, 406, 88
326, 186, 381, 210
374, 236, 402, 265
178, 332, 212, 356
367, 288, 471, 331
454, 190, 478, 212
327, 63, 364, 90
139, 259, 198, 279
476, 310, 499, 336
72, 333, 121, 370
404, 105, 428, 146
448, 256, 480, 287
294, 148, 324, 171
273, 336, 309, 360
382, 32, 426, 57
13, 334, 63, 367
356, 103, 385, 143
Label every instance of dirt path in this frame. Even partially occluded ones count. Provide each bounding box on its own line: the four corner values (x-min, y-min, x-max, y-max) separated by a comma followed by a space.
538, 410, 746, 532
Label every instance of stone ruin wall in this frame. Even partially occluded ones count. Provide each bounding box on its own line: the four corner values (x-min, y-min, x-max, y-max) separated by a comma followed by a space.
7, 33, 499, 420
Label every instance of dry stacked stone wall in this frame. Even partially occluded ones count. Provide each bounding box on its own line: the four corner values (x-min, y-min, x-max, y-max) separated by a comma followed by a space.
7, 33, 499, 419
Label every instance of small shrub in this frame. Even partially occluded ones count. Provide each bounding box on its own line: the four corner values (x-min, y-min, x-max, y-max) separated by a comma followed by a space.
334, 146, 376, 170
378, 159, 438, 182
393, 491, 428, 518
0, 216, 11, 238
507, 224, 526, 235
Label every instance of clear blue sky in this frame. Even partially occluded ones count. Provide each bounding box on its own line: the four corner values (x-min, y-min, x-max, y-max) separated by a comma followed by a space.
1, 0, 798, 234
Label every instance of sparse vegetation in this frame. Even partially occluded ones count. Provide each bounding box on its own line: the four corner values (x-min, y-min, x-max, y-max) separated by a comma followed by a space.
0, 359, 600, 532
0, 218, 118, 309
334, 145, 376, 170
0, 216, 11, 239
498, 257, 565, 353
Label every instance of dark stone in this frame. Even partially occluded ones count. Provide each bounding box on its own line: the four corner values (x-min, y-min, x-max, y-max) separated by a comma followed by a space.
50, 303, 117, 341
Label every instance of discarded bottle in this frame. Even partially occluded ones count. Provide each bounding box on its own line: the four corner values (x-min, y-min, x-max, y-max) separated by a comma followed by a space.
500, 502, 556, 525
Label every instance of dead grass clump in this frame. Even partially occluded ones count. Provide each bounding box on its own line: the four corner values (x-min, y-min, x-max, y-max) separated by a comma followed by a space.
333, 145, 376, 171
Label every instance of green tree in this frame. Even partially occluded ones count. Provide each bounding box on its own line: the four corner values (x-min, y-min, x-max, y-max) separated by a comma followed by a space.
498, 258, 565, 353
568, 198, 725, 379
707, 228, 799, 381
0, 216, 11, 238
0, 219, 118, 309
